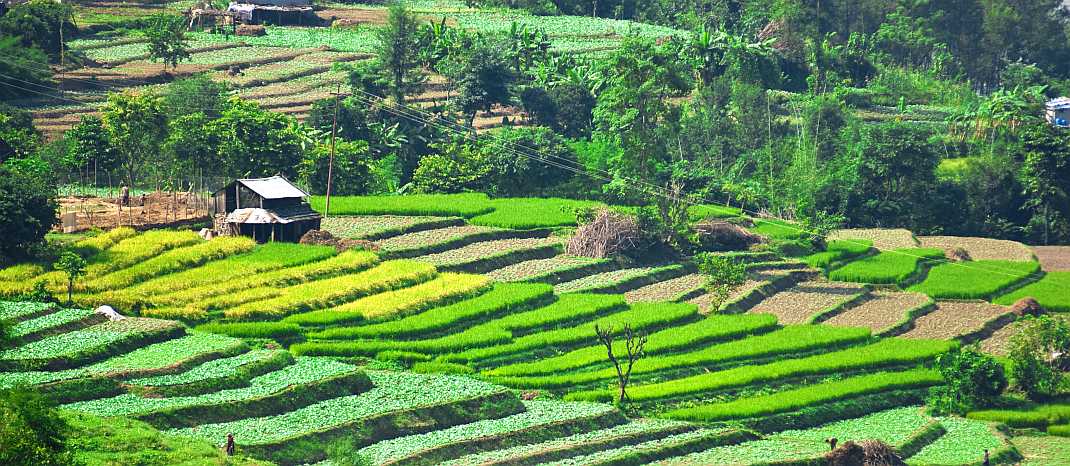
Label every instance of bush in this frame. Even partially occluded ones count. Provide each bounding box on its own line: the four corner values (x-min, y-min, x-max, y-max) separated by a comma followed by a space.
926, 346, 1006, 415
0, 387, 74, 466
1009, 315, 1070, 400
0, 163, 58, 264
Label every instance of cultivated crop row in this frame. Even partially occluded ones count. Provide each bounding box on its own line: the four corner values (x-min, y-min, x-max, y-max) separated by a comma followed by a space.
282, 272, 490, 324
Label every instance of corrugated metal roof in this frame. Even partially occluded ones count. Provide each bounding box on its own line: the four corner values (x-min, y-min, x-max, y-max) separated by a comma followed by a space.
236, 175, 309, 200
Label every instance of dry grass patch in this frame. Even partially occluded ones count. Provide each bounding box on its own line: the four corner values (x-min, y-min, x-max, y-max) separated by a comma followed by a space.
822, 291, 930, 333
747, 281, 867, 324
829, 228, 918, 250
900, 301, 1010, 340
917, 235, 1035, 261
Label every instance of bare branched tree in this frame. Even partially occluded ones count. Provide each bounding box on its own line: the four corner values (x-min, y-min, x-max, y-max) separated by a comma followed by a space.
595, 323, 647, 403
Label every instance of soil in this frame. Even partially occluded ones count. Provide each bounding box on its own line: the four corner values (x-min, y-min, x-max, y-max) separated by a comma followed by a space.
1033, 246, 1070, 271
56, 193, 210, 233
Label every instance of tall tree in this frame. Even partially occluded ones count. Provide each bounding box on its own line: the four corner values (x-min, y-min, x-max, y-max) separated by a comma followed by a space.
101, 91, 168, 187
1020, 123, 1070, 244
454, 39, 517, 127
375, 2, 425, 103
144, 14, 191, 72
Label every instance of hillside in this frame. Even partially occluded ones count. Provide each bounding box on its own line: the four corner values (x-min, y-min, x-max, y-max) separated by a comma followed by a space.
2, 195, 1067, 463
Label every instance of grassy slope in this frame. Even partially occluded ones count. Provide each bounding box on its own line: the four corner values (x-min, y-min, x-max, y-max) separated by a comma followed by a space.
65, 411, 270, 466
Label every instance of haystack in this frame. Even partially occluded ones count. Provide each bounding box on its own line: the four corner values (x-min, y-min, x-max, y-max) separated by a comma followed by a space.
694, 219, 762, 251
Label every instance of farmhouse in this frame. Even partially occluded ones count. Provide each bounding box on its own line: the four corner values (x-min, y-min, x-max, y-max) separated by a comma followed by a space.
211, 175, 321, 242
1045, 97, 1070, 127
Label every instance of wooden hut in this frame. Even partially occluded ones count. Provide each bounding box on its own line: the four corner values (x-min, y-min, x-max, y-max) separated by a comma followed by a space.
211, 175, 321, 242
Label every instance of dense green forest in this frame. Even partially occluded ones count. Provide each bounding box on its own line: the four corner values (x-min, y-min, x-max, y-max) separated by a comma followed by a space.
3, 0, 1070, 259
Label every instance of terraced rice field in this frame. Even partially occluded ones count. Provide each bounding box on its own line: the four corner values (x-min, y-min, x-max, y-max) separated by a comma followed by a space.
830, 228, 919, 250
624, 273, 707, 303
0, 206, 1035, 465
554, 265, 685, 294
485, 255, 609, 282
322, 215, 461, 240
747, 280, 868, 324
414, 237, 562, 271
822, 291, 932, 334
377, 225, 503, 253
917, 235, 1035, 261
900, 300, 1012, 340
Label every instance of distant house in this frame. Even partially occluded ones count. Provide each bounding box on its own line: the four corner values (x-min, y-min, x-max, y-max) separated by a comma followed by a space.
227, 0, 313, 24
1045, 97, 1070, 127
211, 175, 321, 243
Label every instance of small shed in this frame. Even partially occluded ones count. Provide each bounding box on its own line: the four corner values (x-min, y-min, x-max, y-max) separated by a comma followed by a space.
211, 175, 321, 243
1045, 97, 1070, 127
228, 0, 313, 24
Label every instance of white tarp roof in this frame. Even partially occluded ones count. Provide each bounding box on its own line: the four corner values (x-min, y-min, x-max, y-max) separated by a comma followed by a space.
1047, 97, 1070, 110
236, 175, 309, 200
224, 207, 319, 224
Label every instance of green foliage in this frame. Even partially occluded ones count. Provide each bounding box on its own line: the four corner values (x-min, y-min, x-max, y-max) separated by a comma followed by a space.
53, 251, 86, 304
376, 2, 425, 102
164, 74, 227, 120
0, 38, 53, 101
695, 253, 747, 311
805, 239, 872, 269
454, 38, 517, 122
0, 387, 74, 466
926, 346, 1007, 415
143, 14, 190, 70
1020, 122, 1070, 245
0, 0, 74, 60
969, 403, 1070, 428
209, 98, 305, 179
0, 163, 57, 264
299, 139, 377, 196
65, 116, 118, 173
514, 325, 873, 389
65, 411, 264, 466
1009, 315, 1070, 400
101, 91, 167, 186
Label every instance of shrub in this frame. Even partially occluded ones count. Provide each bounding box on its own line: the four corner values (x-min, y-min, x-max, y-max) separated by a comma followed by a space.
926, 346, 1006, 415
1008, 315, 1070, 400
0, 387, 74, 466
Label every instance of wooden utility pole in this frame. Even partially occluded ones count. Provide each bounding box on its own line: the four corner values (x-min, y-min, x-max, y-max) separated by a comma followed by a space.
325, 84, 348, 219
